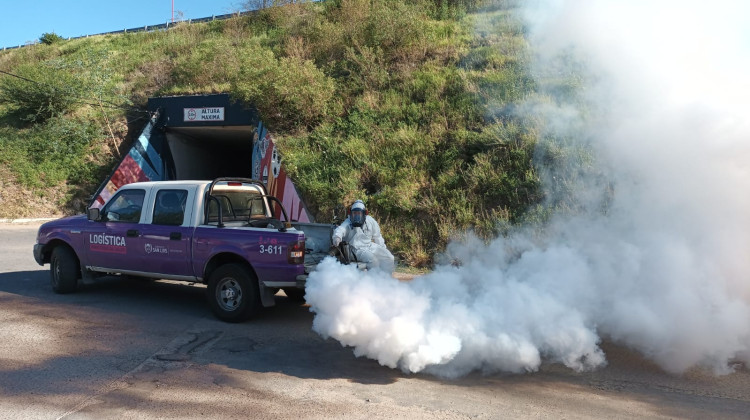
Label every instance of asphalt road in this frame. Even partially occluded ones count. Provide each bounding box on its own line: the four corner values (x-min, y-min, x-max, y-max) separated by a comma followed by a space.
1, 222, 749, 419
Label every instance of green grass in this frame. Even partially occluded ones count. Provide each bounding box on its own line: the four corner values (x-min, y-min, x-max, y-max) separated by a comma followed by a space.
0, 0, 578, 266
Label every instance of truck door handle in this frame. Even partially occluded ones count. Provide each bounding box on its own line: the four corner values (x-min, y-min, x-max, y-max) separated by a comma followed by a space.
127, 229, 140, 237
169, 232, 182, 240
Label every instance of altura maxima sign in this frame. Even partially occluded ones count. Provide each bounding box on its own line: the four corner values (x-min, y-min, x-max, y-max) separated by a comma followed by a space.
183, 107, 225, 122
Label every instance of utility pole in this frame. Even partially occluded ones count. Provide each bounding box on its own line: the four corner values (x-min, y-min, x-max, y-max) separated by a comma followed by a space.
171, 0, 175, 22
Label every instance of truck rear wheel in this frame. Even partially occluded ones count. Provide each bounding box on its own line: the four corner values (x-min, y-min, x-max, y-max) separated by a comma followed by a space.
207, 264, 260, 322
50, 245, 80, 294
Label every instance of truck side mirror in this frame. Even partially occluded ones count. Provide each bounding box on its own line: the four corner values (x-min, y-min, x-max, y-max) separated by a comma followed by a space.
87, 207, 101, 221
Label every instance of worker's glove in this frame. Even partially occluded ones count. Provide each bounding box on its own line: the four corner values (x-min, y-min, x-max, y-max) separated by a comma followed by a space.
333, 237, 341, 247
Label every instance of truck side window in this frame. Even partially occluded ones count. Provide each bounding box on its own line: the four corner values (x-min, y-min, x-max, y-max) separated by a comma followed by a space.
152, 189, 188, 226
247, 196, 266, 218
103, 190, 146, 223
207, 195, 235, 221
206, 190, 266, 224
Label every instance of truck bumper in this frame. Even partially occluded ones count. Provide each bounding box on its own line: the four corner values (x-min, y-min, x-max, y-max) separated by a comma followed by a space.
33, 244, 45, 266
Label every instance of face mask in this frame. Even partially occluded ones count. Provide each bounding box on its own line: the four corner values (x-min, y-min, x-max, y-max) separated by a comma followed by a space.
350, 210, 365, 227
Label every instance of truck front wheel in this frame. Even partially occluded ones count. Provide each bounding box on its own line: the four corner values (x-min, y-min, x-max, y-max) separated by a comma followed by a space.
207, 264, 260, 322
50, 245, 80, 294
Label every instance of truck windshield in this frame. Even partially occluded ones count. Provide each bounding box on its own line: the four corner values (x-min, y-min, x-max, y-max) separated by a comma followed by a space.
206, 188, 268, 224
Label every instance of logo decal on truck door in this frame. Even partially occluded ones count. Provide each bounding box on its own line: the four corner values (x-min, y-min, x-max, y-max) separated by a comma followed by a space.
89, 234, 127, 254
145, 243, 168, 254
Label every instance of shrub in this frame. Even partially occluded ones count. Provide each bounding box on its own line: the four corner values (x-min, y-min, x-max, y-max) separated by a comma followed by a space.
230, 47, 336, 130
0, 116, 100, 188
0, 61, 87, 123
39, 32, 64, 45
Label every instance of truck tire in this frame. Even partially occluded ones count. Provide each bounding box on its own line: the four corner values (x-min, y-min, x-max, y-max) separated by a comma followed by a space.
207, 264, 260, 322
50, 245, 79, 294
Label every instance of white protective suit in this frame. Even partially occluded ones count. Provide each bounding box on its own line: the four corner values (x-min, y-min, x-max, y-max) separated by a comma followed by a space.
332, 215, 395, 273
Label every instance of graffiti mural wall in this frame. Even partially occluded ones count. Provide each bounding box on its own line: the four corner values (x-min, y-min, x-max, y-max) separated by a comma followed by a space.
252, 121, 312, 223
91, 112, 164, 209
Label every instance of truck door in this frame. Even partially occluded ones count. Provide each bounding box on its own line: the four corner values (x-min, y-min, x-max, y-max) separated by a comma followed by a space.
84, 188, 147, 272
142, 188, 194, 278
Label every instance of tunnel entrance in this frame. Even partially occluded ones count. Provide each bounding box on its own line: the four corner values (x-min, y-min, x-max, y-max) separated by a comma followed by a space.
91, 93, 312, 222
163, 125, 254, 180
148, 93, 258, 181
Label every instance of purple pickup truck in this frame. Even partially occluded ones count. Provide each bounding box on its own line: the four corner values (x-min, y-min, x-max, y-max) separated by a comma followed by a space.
33, 178, 331, 322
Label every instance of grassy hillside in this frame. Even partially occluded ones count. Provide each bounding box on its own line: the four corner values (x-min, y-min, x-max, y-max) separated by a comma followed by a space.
0, 0, 550, 266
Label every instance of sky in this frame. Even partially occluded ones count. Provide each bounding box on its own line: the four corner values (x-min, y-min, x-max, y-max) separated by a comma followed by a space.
0, 0, 245, 49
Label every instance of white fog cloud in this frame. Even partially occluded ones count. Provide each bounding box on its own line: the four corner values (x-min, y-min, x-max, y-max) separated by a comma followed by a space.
305, 0, 750, 377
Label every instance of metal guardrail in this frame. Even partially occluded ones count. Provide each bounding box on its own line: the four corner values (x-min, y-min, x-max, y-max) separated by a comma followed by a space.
1, 11, 252, 51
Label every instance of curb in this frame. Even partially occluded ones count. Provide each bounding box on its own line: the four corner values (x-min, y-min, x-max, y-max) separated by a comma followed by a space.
0, 218, 58, 224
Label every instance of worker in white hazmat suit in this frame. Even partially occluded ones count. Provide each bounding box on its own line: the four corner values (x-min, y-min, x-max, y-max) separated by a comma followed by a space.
332, 200, 395, 273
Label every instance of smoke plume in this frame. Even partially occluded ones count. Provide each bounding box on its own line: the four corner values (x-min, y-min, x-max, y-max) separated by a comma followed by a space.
305, 0, 750, 377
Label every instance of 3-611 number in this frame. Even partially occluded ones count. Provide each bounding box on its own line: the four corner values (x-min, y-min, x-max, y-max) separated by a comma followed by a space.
259, 245, 283, 255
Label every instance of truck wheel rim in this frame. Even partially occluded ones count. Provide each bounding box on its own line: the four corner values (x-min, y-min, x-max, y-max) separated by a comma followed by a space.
216, 277, 242, 311
52, 259, 60, 286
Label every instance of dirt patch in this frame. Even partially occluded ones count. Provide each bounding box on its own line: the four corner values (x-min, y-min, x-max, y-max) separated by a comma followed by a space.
0, 166, 65, 219
393, 271, 419, 282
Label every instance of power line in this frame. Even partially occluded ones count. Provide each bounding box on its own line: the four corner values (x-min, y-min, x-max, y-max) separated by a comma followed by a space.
0, 68, 148, 113
0, 68, 38, 84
